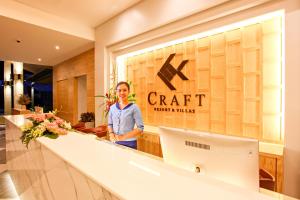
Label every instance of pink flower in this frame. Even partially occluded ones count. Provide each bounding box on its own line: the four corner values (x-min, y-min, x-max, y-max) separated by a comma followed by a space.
56, 128, 67, 135
45, 121, 57, 128
52, 127, 67, 135
45, 122, 67, 135
45, 113, 55, 119
55, 118, 64, 126
21, 112, 71, 147
26, 114, 45, 122
24, 114, 35, 118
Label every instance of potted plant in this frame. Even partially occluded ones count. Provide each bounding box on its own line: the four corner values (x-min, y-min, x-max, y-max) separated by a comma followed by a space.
17, 94, 31, 110
80, 112, 95, 128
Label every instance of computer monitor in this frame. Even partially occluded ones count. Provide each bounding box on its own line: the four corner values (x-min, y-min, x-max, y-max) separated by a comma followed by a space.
158, 126, 259, 191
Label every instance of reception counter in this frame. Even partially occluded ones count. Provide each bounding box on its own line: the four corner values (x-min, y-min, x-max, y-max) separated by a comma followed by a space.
3, 115, 295, 200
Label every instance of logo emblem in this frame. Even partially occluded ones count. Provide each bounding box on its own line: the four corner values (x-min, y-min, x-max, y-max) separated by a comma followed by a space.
157, 53, 189, 90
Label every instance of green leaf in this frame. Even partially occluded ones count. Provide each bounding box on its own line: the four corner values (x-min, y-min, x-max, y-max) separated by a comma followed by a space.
95, 95, 105, 97
44, 133, 59, 139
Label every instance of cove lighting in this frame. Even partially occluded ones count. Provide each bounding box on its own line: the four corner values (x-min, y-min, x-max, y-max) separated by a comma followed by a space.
5, 72, 11, 82
15, 81, 23, 92
117, 10, 284, 59
5, 85, 11, 94
13, 62, 23, 74
117, 56, 126, 81
281, 12, 285, 141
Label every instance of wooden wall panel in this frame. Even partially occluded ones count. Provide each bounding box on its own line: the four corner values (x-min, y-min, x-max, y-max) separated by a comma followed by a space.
137, 132, 163, 158
211, 55, 225, 77
125, 17, 283, 143
259, 152, 284, 193
56, 79, 69, 120
53, 49, 94, 124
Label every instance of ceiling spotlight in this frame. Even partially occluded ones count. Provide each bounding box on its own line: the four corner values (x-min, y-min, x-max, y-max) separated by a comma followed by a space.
55, 45, 60, 50
37, 58, 42, 62
16, 39, 21, 43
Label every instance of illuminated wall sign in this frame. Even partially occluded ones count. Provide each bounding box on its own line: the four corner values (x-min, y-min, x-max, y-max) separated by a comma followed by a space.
147, 53, 206, 114
119, 11, 284, 143
157, 53, 189, 90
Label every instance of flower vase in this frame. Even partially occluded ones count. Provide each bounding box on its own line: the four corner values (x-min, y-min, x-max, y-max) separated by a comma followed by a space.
95, 124, 108, 138
85, 121, 95, 128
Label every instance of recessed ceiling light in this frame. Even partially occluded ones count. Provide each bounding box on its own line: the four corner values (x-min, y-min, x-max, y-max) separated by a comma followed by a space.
55, 45, 60, 50
37, 58, 42, 62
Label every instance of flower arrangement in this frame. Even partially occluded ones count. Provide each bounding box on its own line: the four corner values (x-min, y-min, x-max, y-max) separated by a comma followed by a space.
20, 111, 72, 148
101, 86, 118, 118
18, 94, 31, 105
95, 63, 136, 123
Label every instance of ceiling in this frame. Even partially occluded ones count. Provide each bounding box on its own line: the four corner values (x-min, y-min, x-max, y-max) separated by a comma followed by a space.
12, 0, 141, 28
23, 63, 52, 74
0, 0, 141, 66
0, 15, 94, 66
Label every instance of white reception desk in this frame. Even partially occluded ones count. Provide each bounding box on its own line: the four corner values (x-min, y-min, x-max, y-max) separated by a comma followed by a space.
3, 115, 295, 200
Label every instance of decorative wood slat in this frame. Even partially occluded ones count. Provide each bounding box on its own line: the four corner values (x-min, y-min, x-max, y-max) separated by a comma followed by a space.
123, 17, 282, 143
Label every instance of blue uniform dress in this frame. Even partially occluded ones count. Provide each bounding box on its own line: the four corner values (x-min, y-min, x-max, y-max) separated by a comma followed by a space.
108, 103, 144, 149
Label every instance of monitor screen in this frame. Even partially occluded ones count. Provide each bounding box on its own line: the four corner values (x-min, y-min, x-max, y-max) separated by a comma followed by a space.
158, 126, 259, 191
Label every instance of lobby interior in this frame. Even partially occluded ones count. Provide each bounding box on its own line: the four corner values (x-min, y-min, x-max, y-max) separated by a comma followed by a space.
0, 0, 300, 199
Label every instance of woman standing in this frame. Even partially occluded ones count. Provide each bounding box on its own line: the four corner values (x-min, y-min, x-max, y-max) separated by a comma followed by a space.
108, 81, 144, 149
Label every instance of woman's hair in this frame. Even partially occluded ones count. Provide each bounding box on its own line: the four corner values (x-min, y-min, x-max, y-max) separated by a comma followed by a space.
116, 81, 130, 91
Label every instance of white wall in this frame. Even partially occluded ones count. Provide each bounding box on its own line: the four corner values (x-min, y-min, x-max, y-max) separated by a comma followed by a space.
95, 0, 229, 45
283, 6, 300, 198
77, 75, 87, 120
95, 0, 300, 198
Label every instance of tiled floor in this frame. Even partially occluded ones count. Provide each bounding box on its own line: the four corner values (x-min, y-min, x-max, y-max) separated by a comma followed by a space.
0, 127, 6, 169
0, 127, 6, 170
0, 127, 5, 165
0, 126, 18, 200
0, 117, 4, 125
0, 171, 19, 200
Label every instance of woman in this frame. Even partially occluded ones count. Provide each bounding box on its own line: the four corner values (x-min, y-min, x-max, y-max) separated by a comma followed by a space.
108, 81, 144, 149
